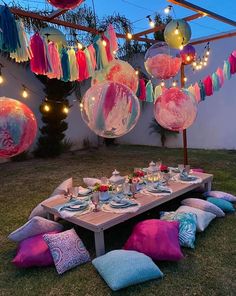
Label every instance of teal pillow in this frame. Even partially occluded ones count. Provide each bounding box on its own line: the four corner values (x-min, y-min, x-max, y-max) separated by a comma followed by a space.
92, 250, 163, 291
207, 197, 235, 213
160, 211, 197, 248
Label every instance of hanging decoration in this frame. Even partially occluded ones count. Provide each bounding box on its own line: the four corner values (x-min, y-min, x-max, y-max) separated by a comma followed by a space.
0, 97, 37, 158
180, 44, 196, 65
154, 87, 197, 131
46, 41, 62, 79
144, 42, 182, 80
39, 27, 67, 48
164, 19, 191, 49
92, 60, 139, 93
47, 0, 84, 10
80, 82, 140, 138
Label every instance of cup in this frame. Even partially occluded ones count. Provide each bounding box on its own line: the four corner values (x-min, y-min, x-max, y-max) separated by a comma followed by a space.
178, 164, 185, 174
185, 165, 191, 174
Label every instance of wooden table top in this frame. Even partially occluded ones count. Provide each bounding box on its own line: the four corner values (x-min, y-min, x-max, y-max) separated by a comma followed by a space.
42, 172, 213, 232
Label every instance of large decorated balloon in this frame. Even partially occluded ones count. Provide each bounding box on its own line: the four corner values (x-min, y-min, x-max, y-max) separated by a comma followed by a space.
81, 82, 140, 138
0, 97, 37, 158
154, 87, 197, 131
164, 19, 191, 49
40, 27, 66, 47
92, 60, 139, 93
47, 0, 84, 9
180, 44, 196, 65
144, 42, 182, 80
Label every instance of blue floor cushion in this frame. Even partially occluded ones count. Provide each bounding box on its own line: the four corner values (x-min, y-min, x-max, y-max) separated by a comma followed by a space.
207, 197, 235, 213
92, 250, 163, 291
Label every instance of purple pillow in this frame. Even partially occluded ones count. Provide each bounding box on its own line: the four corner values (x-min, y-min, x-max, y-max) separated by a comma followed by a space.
123, 219, 184, 261
181, 198, 225, 218
12, 231, 60, 268
43, 229, 90, 274
203, 191, 236, 203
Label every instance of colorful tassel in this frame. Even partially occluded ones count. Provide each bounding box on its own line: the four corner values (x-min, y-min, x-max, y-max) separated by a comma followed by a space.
216, 67, 224, 87
145, 80, 154, 102
60, 47, 70, 82
223, 60, 231, 80
154, 85, 162, 102
68, 47, 79, 81
93, 35, 103, 71
193, 83, 201, 103
212, 72, 220, 92
84, 47, 94, 77
30, 32, 50, 75
0, 5, 20, 52
102, 35, 113, 62
10, 20, 32, 63
203, 75, 213, 96
88, 44, 96, 70
198, 81, 206, 101
46, 41, 62, 79
228, 54, 236, 74
138, 79, 146, 101
76, 49, 89, 81
97, 37, 109, 68
106, 24, 118, 52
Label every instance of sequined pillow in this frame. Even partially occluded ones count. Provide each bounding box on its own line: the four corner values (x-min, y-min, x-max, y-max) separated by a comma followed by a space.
43, 228, 90, 274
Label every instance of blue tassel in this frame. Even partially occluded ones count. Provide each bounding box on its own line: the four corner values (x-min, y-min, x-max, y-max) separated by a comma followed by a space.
223, 60, 231, 80
93, 35, 103, 71
60, 48, 70, 82
145, 80, 154, 102
198, 81, 206, 101
212, 72, 220, 91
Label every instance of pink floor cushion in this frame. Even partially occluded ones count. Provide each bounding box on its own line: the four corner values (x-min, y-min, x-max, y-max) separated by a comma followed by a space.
8, 216, 64, 242
12, 231, 61, 268
203, 191, 236, 202
123, 219, 184, 261
43, 228, 90, 274
181, 198, 225, 218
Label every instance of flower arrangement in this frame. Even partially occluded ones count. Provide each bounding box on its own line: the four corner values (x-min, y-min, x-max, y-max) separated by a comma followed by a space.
133, 170, 145, 178
159, 164, 169, 173
93, 183, 112, 192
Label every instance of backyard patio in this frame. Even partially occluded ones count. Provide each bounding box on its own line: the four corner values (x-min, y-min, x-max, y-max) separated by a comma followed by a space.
0, 146, 235, 295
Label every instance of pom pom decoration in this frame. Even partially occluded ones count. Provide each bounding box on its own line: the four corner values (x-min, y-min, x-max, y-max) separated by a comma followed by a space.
180, 44, 196, 65
47, 0, 84, 10
92, 60, 139, 93
81, 82, 140, 138
0, 98, 37, 158
39, 27, 66, 48
154, 87, 197, 131
144, 42, 182, 80
164, 19, 191, 49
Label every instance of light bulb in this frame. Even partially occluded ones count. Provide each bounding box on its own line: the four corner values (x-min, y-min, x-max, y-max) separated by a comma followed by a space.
164, 5, 172, 14
77, 42, 83, 50
200, 61, 203, 65
206, 50, 210, 56
113, 50, 117, 55
91, 96, 95, 101
44, 104, 50, 112
172, 81, 177, 87
196, 65, 200, 70
79, 103, 83, 108
174, 28, 179, 35
160, 81, 165, 87
0, 75, 3, 84
63, 106, 69, 114
183, 77, 187, 82
199, 64, 202, 69
127, 32, 132, 40
102, 39, 107, 47
192, 61, 197, 67
135, 70, 139, 75
179, 44, 184, 50
203, 61, 207, 66
186, 55, 191, 62
204, 57, 208, 62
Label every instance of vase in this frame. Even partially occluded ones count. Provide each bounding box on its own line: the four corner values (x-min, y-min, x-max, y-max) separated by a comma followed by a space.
99, 191, 109, 202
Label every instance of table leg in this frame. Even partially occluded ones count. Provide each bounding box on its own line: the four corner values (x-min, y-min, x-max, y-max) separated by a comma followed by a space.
204, 181, 212, 192
94, 231, 105, 257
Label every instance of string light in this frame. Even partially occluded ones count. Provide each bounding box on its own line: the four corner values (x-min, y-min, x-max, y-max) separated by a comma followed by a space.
160, 80, 165, 87
203, 61, 207, 66
192, 61, 197, 67
102, 39, 107, 47
91, 96, 95, 101
63, 106, 69, 114
183, 76, 187, 82
186, 55, 191, 62
127, 32, 133, 40
135, 70, 139, 75
164, 5, 172, 14
44, 104, 50, 112
179, 43, 184, 50
206, 50, 210, 56
174, 22, 179, 35
22, 85, 28, 98
77, 42, 83, 50
172, 80, 177, 87
146, 15, 155, 28
0, 64, 3, 84
204, 57, 208, 62
79, 102, 83, 108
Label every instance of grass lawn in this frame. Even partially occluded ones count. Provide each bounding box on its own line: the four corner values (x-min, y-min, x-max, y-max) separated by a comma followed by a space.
0, 145, 235, 296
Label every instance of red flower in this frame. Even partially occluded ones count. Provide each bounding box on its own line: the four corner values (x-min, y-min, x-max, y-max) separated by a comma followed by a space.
160, 164, 169, 172
99, 185, 109, 192
134, 170, 145, 177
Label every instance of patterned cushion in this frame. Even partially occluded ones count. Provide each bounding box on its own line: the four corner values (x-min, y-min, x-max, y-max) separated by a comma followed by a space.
176, 206, 216, 232
123, 219, 183, 261
92, 250, 163, 291
43, 228, 90, 274
181, 198, 225, 217
12, 231, 60, 268
8, 216, 63, 242
28, 178, 73, 219
160, 211, 197, 248
203, 191, 236, 202
207, 197, 235, 213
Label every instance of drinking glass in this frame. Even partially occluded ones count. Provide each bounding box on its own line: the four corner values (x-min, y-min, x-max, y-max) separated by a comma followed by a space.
178, 164, 185, 174
130, 183, 137, 198
123, 182, 130, 198
91, 192, 99, 212
185, 165, 191, 175
101, 177, 109, 185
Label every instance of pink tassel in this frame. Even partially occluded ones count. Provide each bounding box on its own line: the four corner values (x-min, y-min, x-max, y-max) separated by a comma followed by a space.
139, 79, 146, 101
102, 35, 113, 62
229, 54, 236, 74
30, 33, 50, 75
216, 67, 224, 87
47, 41, 62, 79
88, 44, 96, 70
107, 24, 118, 52
76, 49, 89, 81
193, 82, 201, 103
203, 76, 213, 96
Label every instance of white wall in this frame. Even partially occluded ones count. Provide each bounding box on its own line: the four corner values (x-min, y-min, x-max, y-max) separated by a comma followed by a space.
119, 34, 236, 149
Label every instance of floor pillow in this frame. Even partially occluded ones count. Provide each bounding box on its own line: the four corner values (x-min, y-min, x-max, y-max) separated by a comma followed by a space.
176, 206, 216, 232
123, 219, 184, 261
43, 228, 90, 274
207, 197, 235, 213
28, 178, 73, 220
92, 250, 163, 291
181, 198, 225, 217
203, 191, 236, 202
12, 230, 61, 268
160, 211, 197, 248
8, 216, 63, 242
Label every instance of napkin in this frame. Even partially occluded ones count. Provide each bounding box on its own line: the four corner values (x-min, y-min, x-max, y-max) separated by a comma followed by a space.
179, 172, 197, 181
110, 196, 138, 208
54, 199, 88, 212
147, 185, 171, 194
73, 186, 92, 196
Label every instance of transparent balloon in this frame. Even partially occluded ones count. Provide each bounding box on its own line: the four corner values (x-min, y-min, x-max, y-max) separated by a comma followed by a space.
39, 27, 67, 47
180, 44, 196, 65
144, 42, 182, 80
154, 87, 197, 131
47, 0, 83, 9
92, 60, 139, 93
0, 97, 37, 158
164, 19, 192, 49
81, 82, 140, 138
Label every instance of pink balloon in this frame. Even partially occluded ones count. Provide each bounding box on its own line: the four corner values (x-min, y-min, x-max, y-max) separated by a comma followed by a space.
47, 0, 83, 9
0, 97, 37, 158
154, 88, 197, 131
